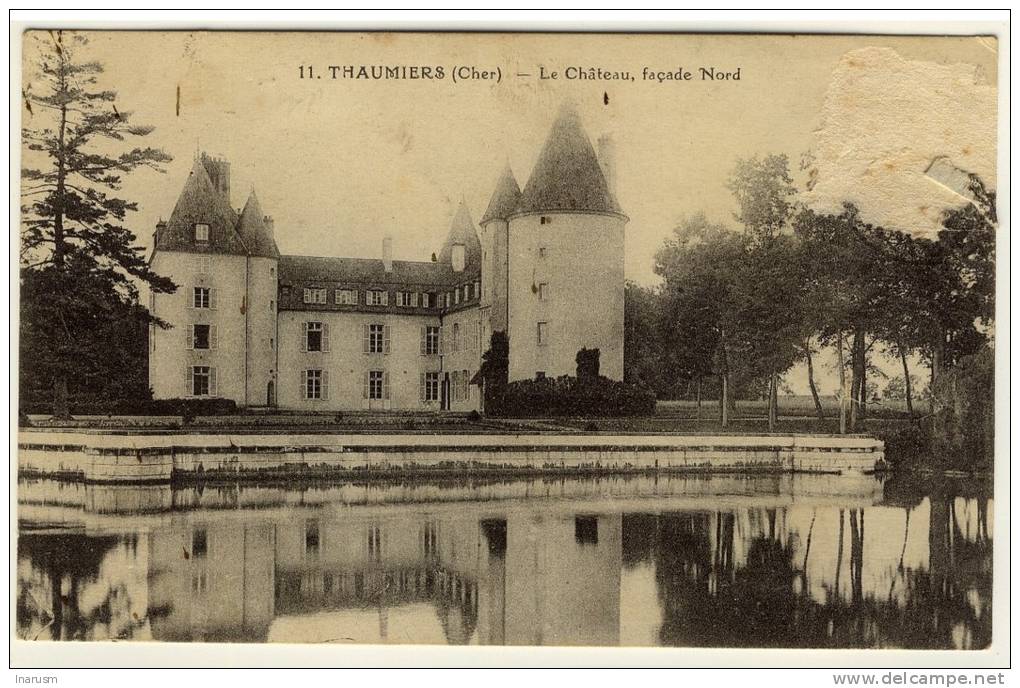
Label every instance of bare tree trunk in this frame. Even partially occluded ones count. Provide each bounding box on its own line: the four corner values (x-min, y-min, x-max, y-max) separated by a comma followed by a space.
805, 340, 825, 420
899, 345, 915, 420
859, 335, 868, 422
720, 331, 730, 429
766, 370, 778, 432
837, 332, 848, 434
849, 328, 866, 432
53, 377, 70, 420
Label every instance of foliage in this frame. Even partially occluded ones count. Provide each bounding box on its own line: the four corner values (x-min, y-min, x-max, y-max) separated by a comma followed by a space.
575, 347, 600, 381
19, 31, 175, 416
20, 395, 237, 417
930, 346, 994, 471
489, 375, 656, 418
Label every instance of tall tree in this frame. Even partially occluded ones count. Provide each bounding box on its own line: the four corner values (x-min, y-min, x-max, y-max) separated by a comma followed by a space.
20, 31, 175, 416
656, 214, 746, 426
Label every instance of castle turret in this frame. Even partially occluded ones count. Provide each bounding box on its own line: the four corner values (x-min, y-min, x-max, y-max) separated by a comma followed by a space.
507, 104, 627, 381
237, 190, 280, 406
438, 200, 481, 274
479, 163, 521, 335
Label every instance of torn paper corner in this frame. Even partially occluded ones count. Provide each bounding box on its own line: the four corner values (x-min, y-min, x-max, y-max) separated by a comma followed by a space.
803, 46, 997, 235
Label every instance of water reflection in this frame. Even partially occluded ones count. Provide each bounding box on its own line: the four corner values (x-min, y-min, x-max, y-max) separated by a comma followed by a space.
16, 474, 992, 648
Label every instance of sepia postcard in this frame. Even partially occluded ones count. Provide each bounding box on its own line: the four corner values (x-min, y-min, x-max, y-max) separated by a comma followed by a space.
11, 23, 1007, 670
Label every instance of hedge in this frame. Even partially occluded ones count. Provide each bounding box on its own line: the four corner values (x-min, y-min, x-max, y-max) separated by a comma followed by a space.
488, 375, 656, 418
20, 396, 237, 417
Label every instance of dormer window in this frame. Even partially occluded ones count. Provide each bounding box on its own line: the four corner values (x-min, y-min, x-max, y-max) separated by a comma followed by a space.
452, 244, 465, 272
540, 216, 552, 225
194, 223, 210, 243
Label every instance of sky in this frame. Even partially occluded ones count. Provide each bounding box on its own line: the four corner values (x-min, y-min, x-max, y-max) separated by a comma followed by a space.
19, 31, 999, 394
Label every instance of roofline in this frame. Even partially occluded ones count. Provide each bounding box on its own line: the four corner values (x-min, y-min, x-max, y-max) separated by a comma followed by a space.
507, 208, 629, 222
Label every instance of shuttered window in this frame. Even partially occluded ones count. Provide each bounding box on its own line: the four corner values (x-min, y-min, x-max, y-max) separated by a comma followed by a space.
303, 369, 328, 400
365, 324, 389, 354
188, 366, 216, 396
420, 372, 440, 402
366, 370, 388, 400
304, 322, 329, 352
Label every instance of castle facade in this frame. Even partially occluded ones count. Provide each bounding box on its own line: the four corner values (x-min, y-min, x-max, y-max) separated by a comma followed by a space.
148, 105, 626, 411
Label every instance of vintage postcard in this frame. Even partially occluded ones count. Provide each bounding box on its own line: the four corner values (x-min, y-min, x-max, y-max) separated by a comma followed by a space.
12, 25, 1006, 669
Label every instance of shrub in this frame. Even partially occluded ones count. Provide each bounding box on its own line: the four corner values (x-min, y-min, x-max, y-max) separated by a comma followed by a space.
488, 374, 655, 418
576, 348, 600, 381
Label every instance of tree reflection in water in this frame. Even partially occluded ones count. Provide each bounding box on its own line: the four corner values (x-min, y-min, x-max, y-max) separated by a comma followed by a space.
642, 486, 992, 649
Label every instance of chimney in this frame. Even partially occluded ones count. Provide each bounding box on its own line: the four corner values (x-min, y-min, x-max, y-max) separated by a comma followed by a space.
382, 235, 393, 272
200, 153, 231, 202
264, 215, 275, 238
597, 134, 617, 199
451, 244, 465, 272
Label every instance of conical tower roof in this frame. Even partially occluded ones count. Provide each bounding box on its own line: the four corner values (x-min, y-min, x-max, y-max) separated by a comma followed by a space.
438, 200, 481, 269
480, 163, 522, 225
236, 190, 280, 258
516, 103, 623, 217
156, 156, 246, 254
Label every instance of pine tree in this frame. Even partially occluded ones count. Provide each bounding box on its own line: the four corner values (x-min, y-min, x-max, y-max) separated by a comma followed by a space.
20, 31, 176, 417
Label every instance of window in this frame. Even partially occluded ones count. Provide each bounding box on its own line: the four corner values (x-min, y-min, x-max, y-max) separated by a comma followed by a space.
575, 516, 599, 545
270, 299, 275, 311
538, 246, 547, 258
535, 371, 547, 380
540, 216, 552, 225
453, 370, 470, 402
411, 291, 420, 307
538, 283, 549, 301
423, 326, 441, 355
367, 290, 388, 306
367, 370, 388, 400
537, 321, 548, 346
364, 323, 390, 354
423, 293, 434, 308
451, 323, 461, 353
193, 324, 211, 350
192, 529, 208, 558
397, 291, 414, 307
305, 522, 320, 557
335, 289, 357, 305
186, 325, 216, 351
193, 287, 211, 309
304, 321, 328, 352
421, 372, 440, 402
189, 365, 215, 396
303, 288, 327, 305
198, 256, 213, 273
194, 223, 210, 242
303, 369, 327, 400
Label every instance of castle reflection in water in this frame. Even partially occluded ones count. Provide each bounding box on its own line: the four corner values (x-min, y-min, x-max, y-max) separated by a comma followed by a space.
16, 475, 992, 648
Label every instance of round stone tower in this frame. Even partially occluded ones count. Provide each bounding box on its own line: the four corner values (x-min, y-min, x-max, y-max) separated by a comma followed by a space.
506, 104, 627, 381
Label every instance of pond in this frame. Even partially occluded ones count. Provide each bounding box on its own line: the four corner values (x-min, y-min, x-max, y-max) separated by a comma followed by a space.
15, 473, 992, 648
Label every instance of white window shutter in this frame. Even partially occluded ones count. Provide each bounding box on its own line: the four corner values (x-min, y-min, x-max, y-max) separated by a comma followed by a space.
186, 366, 194, 396
382, 291, 389, 306
209, 288, 217, 310
420, 326, 427, 355
210, 325, 218, 350
362, 372, 369, 399
353, 290, 359, 305
187, 287, 194, 309
439, 326, 445, 355
383, 372, 390, 400
209, 368, 218, 396
383, 325, 391, 354
300, 370, 307, 400
186, 324, 193, 350
420, 373, 426, 402
363, 324, 370, 354
322, 323, 330, 352
301, 322, 308, 352
322, 370, 330, 401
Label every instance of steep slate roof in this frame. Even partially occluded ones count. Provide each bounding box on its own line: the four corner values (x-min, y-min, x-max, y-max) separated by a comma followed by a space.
437, 200, 482, 269
236, 190, 280, 258
515, 103, 623, 217
480, 163, 522, 224
278, 254, 458, 286
155, 157, 247, 255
